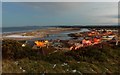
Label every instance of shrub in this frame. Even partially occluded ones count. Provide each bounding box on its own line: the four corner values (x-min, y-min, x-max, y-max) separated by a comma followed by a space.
2, 40, 23, 59
2, 40, 32, 59
65, 43, 109, 62
43, 51, 72, 63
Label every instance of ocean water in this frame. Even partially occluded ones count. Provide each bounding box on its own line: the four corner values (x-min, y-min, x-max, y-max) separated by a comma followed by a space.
31, 28, 89, 40
2, 26, 89, 40
2, 26, 50, 33
44, 28, 89, 40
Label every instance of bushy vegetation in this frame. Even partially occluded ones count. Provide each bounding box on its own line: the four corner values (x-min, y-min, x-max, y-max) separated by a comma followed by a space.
2, 40, 33, 59
2, 40, 120, 73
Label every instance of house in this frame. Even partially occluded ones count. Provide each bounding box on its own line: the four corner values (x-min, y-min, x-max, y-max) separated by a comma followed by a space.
82, 39, 92, 46
93, 38, 101, 44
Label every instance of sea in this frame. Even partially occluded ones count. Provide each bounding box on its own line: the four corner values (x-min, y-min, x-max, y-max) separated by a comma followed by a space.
2, 26, 89, 40
2, 26, 50, 33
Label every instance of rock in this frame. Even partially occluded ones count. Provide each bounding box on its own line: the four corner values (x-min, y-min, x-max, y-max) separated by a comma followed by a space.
20, 67, 22, 70
14, 61, 18, 65
72, 69, 77, 73
53, 64, 56, 68
22, 69, 26, 72
66, 69, 69, 71
63, 63, 67, 66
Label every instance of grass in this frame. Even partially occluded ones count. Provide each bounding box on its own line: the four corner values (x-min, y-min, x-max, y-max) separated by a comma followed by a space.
2, 39, 120, 73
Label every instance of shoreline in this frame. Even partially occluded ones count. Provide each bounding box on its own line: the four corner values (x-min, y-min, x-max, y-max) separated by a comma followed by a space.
2, 27, 80, 40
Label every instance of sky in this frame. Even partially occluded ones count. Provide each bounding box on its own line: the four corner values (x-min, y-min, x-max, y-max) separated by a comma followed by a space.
2, 0, 119, 2
0, 2, 2, 28
2, 2, 118, 27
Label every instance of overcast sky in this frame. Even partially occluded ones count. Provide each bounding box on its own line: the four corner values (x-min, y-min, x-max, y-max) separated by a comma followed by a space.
2, 2, 118, 27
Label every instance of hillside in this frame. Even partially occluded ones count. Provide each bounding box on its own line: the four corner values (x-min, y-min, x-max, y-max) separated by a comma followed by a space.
2, 40, 120, 74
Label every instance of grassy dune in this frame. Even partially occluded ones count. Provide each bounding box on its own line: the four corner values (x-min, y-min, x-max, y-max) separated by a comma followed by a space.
2, 40, 120, 74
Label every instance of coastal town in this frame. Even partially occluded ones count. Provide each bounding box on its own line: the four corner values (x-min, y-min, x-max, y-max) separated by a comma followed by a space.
23, 29, 119, 48
20, 28, 119, 51
2, 2, 120, 74
2, 27, 120, 73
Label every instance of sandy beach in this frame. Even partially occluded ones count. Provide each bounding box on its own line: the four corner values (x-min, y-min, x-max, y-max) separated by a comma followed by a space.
2, 27, 80, 40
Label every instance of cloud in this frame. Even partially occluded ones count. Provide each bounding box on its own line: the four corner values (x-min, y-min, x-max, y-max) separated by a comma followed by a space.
3, 2, 118, 27
2, 0, 119, 2
105, 15, 120, 19
17, 2, 71, 16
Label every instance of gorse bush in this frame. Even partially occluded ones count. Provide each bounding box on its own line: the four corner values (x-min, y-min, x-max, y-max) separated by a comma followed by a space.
43, 52, 66, 63
2, 39, 120, 63
2, 40, 23, 59
2, 40, 32, 59
2, 40, 57, 60
65, 43, 116, 62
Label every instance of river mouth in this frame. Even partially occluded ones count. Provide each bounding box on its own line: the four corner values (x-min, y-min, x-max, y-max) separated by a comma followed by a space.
31, 28, 90, 41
